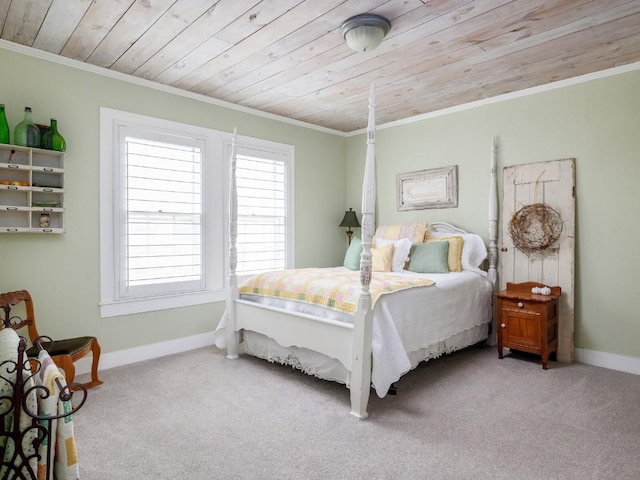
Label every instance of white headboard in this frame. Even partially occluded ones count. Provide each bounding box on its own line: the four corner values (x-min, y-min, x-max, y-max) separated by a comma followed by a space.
428, 221, 497, 287
428, 221, 471, 235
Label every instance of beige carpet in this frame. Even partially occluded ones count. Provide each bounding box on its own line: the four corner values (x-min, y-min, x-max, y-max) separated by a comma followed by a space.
73, 344, 640, 479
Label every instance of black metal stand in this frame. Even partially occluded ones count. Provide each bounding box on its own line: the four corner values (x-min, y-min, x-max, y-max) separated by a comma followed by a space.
0, 337, 87, 480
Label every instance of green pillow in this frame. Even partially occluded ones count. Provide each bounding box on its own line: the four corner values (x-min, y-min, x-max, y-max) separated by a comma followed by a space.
343, 237, 363, 270
408, 241, 449, 273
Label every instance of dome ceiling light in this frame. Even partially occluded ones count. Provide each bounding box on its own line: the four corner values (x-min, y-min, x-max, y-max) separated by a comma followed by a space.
340, 14, 391, 53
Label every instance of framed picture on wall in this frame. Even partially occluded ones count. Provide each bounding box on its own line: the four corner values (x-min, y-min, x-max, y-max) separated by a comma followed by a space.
396, 165, 458, 210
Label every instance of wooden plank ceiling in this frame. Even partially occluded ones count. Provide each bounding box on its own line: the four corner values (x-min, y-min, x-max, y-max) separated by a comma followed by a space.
1, 0, 639, 132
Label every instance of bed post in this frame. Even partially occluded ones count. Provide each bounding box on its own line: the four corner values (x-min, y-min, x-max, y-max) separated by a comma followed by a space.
488, 136, 498, 286
350, 84, 376, 420
487, 137, 499, 345
226, 128, 239, 359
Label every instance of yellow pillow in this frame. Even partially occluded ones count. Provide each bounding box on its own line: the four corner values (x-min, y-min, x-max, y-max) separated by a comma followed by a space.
371, 243, 394, 272
374, 222, 428, 243
426, 236, 463, 272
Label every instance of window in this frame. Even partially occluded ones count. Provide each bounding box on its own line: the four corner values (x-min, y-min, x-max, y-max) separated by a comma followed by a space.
233, 144, 293, 277
100, 108, 293, 317
121, 130, 204, 296
100, 109, 223, 317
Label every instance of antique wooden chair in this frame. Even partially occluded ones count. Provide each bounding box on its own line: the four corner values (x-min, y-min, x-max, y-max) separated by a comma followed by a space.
0, 289, 103, 389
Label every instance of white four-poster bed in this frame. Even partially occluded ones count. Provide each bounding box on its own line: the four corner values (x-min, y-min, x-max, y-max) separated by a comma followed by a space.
218, 85, 498, 419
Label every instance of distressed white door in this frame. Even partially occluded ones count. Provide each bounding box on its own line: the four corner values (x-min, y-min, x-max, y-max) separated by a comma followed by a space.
501, 159, 576, 362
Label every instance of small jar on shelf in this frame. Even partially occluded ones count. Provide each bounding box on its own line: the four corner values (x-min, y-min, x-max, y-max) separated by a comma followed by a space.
40, 213, 50, 228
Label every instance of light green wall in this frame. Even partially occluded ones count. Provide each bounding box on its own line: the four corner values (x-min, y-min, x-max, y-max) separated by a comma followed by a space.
3, 44, 638, 362
346, 68, 640, 359
0, 46, 347, 353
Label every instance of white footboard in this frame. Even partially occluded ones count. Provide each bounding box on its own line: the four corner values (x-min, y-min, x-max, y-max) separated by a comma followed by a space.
235, 300, 354, 369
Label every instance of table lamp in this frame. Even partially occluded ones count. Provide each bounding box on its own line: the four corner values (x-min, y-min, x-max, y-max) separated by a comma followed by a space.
339, 208, 361, 244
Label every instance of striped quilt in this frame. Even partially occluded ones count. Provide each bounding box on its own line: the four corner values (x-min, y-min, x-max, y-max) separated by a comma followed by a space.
239, 268, 435, 314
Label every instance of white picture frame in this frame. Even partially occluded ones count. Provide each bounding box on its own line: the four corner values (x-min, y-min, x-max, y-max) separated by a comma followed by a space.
397, 165, 458, 210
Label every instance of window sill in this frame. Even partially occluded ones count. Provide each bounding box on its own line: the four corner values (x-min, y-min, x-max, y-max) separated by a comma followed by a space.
100, 289, 226, 318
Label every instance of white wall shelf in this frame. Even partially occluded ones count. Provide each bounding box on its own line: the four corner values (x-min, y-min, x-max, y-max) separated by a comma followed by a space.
0, 143, 65, 233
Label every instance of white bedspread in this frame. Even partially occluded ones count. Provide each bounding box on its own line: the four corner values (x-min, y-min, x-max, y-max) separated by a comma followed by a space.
215, 267, 492, 397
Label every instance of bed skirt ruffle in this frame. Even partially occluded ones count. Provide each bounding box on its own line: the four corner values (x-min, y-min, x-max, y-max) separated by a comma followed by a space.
243, 323, 488, 398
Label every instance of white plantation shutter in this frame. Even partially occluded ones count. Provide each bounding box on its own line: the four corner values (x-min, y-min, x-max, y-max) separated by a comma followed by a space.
121, 130, 205, 296
234, 144, 292, 276
100, 108, 293, 317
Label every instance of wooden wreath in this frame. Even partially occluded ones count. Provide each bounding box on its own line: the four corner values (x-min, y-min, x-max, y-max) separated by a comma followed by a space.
508, 203, 562, 255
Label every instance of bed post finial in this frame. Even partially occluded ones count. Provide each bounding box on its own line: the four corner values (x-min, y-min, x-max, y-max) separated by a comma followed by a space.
226, 127, 240, 359
361, 82, 376, 269
360, 83, 376, 293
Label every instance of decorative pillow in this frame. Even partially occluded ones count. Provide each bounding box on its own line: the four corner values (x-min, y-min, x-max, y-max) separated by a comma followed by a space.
373, 237, 412, 272
428, 231, 487, 273
407, 241, 449, 274
371, 243, 394, 272
343, 236, 363, 270
374, 222, 428, 244
426, 235, 463, 272
459, 233, 488, 272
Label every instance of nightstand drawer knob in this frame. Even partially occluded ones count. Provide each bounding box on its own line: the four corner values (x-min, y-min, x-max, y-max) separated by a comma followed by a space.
501, 323, 506, 328
517, 302, 524, 308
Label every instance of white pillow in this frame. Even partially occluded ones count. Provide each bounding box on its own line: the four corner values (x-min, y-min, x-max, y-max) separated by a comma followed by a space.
428, 232, 487, 273
373, 237, 412, 272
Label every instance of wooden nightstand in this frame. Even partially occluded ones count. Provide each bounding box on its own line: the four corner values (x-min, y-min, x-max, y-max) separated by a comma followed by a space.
495, 282, 561, 369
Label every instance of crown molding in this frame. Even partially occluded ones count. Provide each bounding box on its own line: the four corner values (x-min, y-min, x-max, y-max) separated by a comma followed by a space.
0, 39, 346, 137
347, 60, 640, 137
3, 39, 638, 139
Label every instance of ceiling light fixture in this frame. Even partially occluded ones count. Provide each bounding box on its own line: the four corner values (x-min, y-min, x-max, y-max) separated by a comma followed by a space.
340, 14, 391, 53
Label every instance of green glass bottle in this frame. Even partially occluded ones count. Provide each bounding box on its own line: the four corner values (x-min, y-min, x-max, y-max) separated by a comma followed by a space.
42, 118, 66, 152
14, 107, 40, 147
0, 104, 9, 144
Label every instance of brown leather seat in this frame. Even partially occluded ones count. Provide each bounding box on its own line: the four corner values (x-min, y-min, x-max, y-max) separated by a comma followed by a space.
0, 289, 103, 389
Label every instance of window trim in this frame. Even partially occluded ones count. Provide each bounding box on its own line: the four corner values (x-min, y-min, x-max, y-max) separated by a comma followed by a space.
100, 109, 295, 318
100, 108, 225, 317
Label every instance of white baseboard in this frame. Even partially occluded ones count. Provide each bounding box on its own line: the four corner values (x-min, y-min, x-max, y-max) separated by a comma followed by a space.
73, 335, 640, 379
73, 331, 216, 377
575, 348, 640, 375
